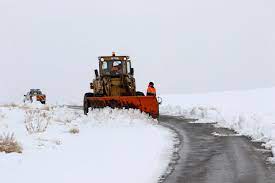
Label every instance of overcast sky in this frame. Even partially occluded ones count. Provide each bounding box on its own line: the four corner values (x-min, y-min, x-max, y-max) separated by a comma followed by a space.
0, 0, 275, 103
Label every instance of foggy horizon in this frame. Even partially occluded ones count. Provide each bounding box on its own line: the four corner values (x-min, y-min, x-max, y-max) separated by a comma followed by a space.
1, 0, 275, 103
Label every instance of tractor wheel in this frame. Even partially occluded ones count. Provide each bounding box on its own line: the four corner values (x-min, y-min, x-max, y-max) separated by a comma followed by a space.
136, 91, 145, 96
84, 93, 94, 115
40, 101, 46, 104
85, 93, 94, 98
83, 99, 89, 115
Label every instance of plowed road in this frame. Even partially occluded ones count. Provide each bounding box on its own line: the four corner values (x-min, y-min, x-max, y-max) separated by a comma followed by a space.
160, 115, 275, 183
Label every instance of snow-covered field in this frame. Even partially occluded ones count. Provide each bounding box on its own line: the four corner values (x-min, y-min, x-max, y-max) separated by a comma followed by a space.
2, 86, 274, 183
160, 87, 275, 163
0, 103, 175, 183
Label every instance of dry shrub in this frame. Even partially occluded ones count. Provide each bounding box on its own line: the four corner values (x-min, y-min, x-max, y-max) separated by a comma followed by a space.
19, 105, 32, 110
25, 110, 51, 134
0, 133, 22, 153
69, 127, 80, 134
41, 105, 51, 111
53, 110, 81, 124
0, 103, 18, 108
20, 104, 49, 111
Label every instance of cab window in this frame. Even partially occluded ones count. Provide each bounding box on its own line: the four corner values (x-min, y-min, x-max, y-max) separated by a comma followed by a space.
111, 61, 123, 75
127, 61, 131, 74
102, 61, 110, 75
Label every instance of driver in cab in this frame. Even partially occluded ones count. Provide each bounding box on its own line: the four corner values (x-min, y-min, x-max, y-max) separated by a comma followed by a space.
111, 62, 122, 74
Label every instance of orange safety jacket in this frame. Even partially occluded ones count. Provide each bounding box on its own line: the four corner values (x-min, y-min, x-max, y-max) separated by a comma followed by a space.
147, 86, 156, 96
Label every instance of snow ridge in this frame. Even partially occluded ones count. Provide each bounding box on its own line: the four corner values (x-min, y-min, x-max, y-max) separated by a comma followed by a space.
160, 88, 275, 163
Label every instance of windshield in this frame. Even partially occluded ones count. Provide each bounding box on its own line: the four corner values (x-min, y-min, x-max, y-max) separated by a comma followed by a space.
30, 90, 42, 95
101, 61, 125, 75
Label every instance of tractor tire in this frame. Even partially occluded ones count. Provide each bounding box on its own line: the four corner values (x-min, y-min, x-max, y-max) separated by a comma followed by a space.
136, 91, 145, 96
84, 93, 94, 115
40, 101, 46, 104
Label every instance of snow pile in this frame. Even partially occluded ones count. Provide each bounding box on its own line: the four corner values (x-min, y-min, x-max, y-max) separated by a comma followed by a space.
0, 104, 175, 183
160, 87, 275, 163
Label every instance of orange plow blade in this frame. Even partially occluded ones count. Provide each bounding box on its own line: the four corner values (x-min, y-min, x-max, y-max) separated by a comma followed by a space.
86, 96, 159, 119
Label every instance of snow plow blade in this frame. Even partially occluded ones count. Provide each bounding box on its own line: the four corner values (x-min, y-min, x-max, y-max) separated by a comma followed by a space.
85, 96, 159, 119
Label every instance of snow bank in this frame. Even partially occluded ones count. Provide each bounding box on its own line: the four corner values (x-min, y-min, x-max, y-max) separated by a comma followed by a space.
0, 104, 175, 183
160, 87, 275, 163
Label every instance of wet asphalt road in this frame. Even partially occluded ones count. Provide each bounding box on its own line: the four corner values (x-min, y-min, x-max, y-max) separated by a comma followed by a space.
159, 115, 275, 183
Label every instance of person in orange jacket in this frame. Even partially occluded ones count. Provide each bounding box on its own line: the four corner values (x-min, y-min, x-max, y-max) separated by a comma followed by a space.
147, 82, 156, 96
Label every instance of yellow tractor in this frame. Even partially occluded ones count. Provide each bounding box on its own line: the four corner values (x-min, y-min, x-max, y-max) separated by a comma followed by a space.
83, 52, 159, 118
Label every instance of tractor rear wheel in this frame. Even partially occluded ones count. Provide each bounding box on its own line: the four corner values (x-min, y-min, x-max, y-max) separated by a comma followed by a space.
84, 93, 94, 115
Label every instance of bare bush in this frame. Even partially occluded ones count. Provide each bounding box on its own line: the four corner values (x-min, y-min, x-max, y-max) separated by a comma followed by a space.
41, 105, 51, 111
0, 133, 22, 153
0, 103, 18, 108
53, 110, 81, 124
69, 127, 80, 134
24, 110, 51, 134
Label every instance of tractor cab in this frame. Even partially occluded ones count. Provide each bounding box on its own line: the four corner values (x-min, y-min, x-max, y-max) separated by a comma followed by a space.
30, 89, 42, 95
98, 53, 134, 77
